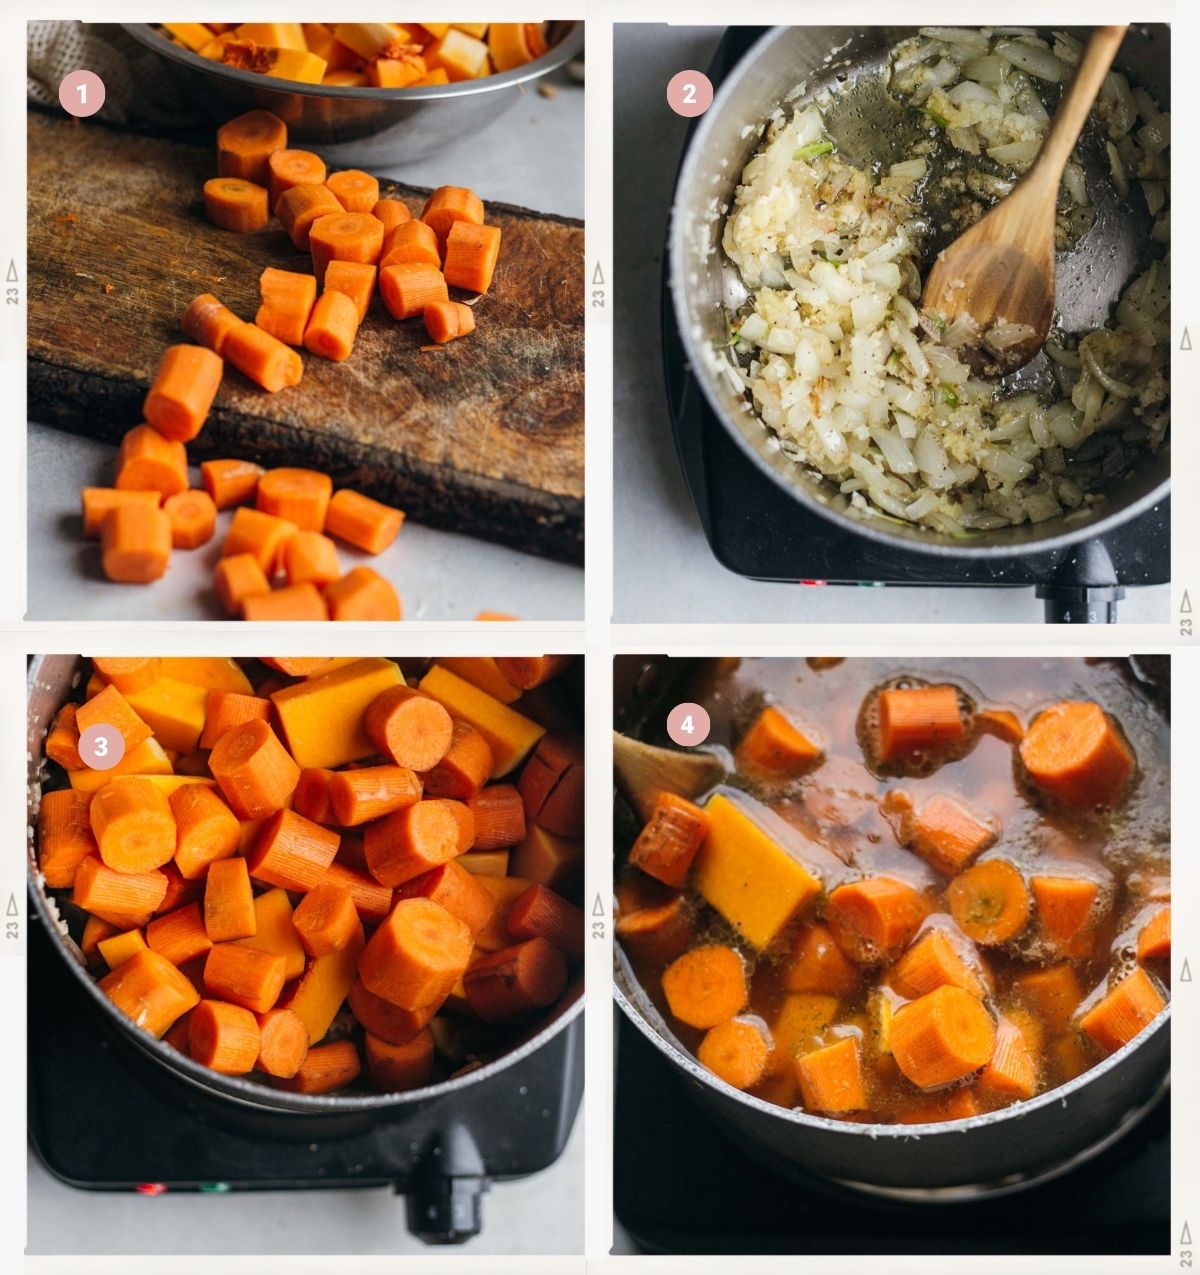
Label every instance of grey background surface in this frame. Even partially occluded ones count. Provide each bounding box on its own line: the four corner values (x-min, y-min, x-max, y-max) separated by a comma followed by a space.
27, 62, 584, 621
612, 25, 1168, 625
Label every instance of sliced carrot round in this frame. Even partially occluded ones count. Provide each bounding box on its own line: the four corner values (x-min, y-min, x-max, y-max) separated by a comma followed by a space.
947, 859, 1031, 945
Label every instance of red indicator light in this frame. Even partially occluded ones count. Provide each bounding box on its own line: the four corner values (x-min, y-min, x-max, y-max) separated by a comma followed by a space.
799, 579, 827, 587
136, 1182, 168, 1196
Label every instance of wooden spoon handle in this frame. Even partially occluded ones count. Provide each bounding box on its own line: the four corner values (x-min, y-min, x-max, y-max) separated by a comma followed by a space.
1034, 25, 1128, 183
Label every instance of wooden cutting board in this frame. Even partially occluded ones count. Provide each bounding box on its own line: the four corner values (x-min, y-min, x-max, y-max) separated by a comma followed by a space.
26, 111, 584, 564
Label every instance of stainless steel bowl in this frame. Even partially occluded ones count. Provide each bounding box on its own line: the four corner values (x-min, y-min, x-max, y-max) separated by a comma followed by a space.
669, 25, 1170, 562
123, 22, 583, 165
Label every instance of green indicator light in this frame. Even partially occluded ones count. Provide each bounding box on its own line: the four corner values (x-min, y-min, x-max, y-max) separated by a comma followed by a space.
199, 1182, 231, 1193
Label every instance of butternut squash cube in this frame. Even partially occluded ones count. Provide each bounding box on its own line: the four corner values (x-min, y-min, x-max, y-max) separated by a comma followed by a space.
272, 658, 403, 769
418, 665, 545, 778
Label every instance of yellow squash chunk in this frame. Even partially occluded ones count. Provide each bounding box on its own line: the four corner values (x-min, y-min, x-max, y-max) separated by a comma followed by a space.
418, 665, 545, 777
425, 28, 489, 81
510, 823, 583, 896
133, 776, 216, 796
459, 848, 510, 878
282, 922, 365, 1044
695, 794, 823, 949
69, 738, 174, 792
451, 23, 490, 38
97, 927, 147, 969
771, 993, 841, 1060
272, 658, 403, 769
159, 657, 254, 694
125, 677, 210, 752
332, 21, 407, 61
416, 23, 451, 39
435, 658, 522, 705
260, 49, 328, 85
236, 888, 306, 981
234, 22, 307, 51
163, 22, 216, 52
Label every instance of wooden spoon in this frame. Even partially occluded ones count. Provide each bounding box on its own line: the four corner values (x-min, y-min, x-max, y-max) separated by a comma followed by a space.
920, 25, 1127, 376
612, 730, 724, 823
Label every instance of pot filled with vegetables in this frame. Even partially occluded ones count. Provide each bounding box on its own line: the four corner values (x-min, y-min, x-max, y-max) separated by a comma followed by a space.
614, 655, 1169, 1195
28, 654, 584, 1242
669, 26, 1169, 559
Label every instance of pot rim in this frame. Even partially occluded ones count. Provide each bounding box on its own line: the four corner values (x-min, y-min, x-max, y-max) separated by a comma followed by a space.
667, 24, 1170, 562
122, 22, 583, 102
26, 654, 582, 1114
613, 955, 1170, 1139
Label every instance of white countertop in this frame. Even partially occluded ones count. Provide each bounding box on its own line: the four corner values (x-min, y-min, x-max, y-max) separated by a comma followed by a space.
612, 26, 1168, 625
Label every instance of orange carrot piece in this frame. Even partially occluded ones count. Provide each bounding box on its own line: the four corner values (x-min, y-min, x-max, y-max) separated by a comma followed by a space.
37, 787, 97, 887
363, 686, 452, 774
977, 708, 1024, 744
373, 198, 412, 235
171, 783, 240, 878
891, 984, 996, 1089
1079, 966, 1165, 1053
115, 424, 188, 496
188, 998, 260, 1073
381, 218, 440, 268
1138, 907, 1170, 962
209, 718, 301, 819
293, 767, 336, 823
329, 765, 422, 826
256, 267, 317, 346
423, 300, 467, 344
507, 884, 584, 964
99, 948, 200, 1037
204, 857, 257, 942
781, 921, 861, 995
627, 791, 709, 888
81, 914, 118, 964
277, 182, 345, 250
324, 260, 377, 322
77, 684, 153, 752
268, 148, 327, 209
222, 507, 298, 573
147, 901, 214, 966
662, 945, 747, 1029
697, 1017, 771, 1091
155, 860, 205, 914
364, 799, 463, 887
309, 212, 385, 288
466, 784, 526, 851
163, 489, 217, 549
889, 927, 986, 999
979, 1014, 1038, 1099
254, 1007, 309, 1078
1015, 964, 1084, 1032
200, 690, 271, 750
322, 860, 394, 925
516, 734, 584, 837
276, 1039, 360, 1094
213, 553, 271, 616
216, 109, 287, 183
420, 185, 484, 248
74, 854, 168, 928
895, 1087, 983, 1124
182, 294, 244, 356
204, 942, 288, 1014
465, 936, 569, 1022
1020, 701, 1135, 807
875, 685, 965, 763
948, 860, 1031, 946
81, 488, 161, 538
201, 458, 263, 509
222, 323, 304, 392
911, 793, 997, 876
91, 657, 161, 695
324, 567, 402, 620
379, 261, 449, 319
90, 776, 176, 873
827, 877, 927, 965
737, 706, 822, 776
492, 657, 572, 691
443, 221, 501, 293
279, 530, 340, 588
395, 859, 494, 937
349, 977, 436, 1045
45, 703, 84, 771
1030, 875, 1100, 949
204, 177, 269, 232
255, 468, 333, 533
796, 1036, 869, 1112
423, 720, 493, 800
292, 882, 359, 956
358, 897, 473, 1009
365, 1030, 435, 1092
303, 289, 361, 361
325, 488, 405, 554
246, 808, 340, 891
325, 169, 380, 214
